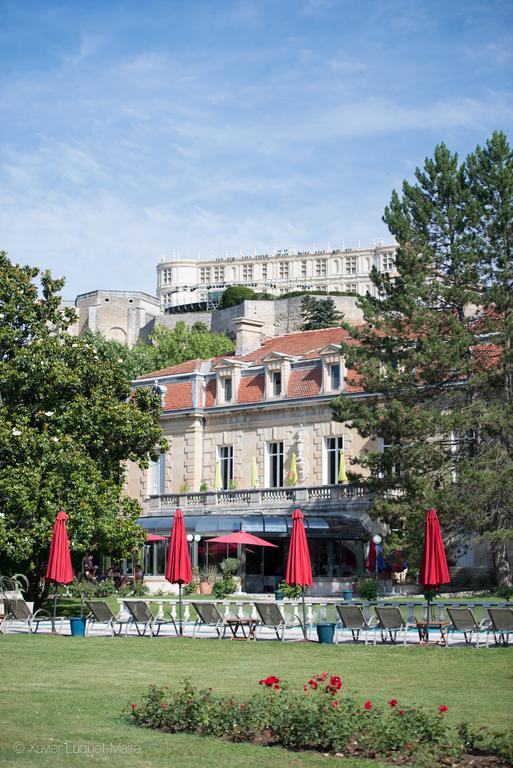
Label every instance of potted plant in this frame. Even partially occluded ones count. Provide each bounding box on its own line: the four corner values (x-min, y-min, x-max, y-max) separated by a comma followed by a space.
275, 581, 301, 601
199, 565, 218, 595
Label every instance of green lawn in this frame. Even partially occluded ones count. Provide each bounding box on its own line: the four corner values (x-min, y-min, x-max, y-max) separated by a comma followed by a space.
0, 635, 511, 768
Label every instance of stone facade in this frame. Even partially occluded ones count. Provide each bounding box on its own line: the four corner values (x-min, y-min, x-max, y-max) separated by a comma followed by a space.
157, 244, 396, 309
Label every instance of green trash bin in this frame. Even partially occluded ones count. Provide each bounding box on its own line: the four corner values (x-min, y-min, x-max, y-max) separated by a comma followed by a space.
316, 622, 335, 644
69, 617, 86, 636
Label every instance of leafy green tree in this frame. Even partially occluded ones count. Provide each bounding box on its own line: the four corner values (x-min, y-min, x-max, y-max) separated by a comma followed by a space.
219, 285, 256, 309
300, 296, 343, 330
85, 322, 234, 379
0, 253, 166, 602
331, 132, 513, 586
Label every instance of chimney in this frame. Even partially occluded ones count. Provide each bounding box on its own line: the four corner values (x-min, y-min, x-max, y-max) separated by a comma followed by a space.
232, 317, 264, 357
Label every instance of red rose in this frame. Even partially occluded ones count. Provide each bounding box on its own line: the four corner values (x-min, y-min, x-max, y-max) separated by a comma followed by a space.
273, 684, 281, 690
307, 679, 318, 689
363, 700, 373, 710
332, 700, 338, 709
130, 703, 137, 710
320, 672, 328, 681
303, 685, 308, 691
399, 710, 405, 716
329, 675, 342, 690
388, 699, 398, 708
438, 705, 448, 714
161, 703, 167, 711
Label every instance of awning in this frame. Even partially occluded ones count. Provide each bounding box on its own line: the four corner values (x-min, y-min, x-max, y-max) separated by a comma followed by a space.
137, 513, 369, 540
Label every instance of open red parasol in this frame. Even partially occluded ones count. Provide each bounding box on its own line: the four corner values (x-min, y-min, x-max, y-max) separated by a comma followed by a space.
207, 531, 277, 592
165, 509, 192, 635
285, 509, 312, 639
146, 533, 167, 542
207, 531, 277, 548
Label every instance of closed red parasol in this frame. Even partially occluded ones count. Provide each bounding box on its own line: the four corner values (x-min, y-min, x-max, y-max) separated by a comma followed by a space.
165, 509, 192, 635
365, 540, 377, 571
45, 511, 73, 585
45, 511, 74, 629
285, 509, 312, 639
418, 508, 451, 624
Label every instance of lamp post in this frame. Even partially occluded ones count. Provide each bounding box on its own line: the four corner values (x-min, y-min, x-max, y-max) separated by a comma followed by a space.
373, 534, 382, 581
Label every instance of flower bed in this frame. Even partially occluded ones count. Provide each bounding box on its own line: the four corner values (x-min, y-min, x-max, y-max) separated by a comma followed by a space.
127, 673, 512, 766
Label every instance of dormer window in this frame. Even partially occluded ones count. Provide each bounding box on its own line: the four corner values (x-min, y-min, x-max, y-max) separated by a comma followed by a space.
223, 377, 233, 402
320, 345, 345, 394
328, 363, 340, 391
271, 371, 282, 396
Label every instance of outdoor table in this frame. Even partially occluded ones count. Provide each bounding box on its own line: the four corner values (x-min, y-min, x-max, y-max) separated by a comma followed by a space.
416, 619, 449, 646
226, 617, 258, 641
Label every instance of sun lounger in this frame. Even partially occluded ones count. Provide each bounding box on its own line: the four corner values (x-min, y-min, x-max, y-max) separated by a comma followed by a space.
446, 607, 489, 647
253, 601, 304, 641
123, 600, 177, 637
334, 604, 378, 644
85, 600, 131, 637
0, 597, 59, 634
191, 602, 228, 638
486, 607, 513, 647
374, 606, 414, 645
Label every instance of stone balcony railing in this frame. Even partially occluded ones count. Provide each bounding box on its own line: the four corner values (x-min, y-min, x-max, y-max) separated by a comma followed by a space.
151, 484, 370, 513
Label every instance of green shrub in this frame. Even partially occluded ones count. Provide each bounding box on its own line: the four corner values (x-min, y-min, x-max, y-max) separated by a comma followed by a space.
276, 581, 302, 599
356, 578, 381, 601
212, 577, 236, 599
127, 673, 467, 763
182, 580, 199, 596
219, 286, 256, 309
220, 558, 240, 576
495, 585, 513, 601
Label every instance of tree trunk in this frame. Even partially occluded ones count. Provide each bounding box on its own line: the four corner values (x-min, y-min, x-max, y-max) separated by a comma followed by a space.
490, 538, 512, 588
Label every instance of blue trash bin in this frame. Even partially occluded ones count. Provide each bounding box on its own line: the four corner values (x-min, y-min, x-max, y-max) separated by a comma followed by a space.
316, 623, 335, 644
342, 590, 353, 601
69, 617, 86, 636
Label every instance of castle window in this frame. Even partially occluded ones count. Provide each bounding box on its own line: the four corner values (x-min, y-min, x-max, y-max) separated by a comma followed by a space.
279, 261, 289, 279
200, 267, 211, 284
325, 437, 344, 485
271, 370, 282, 396
267, 441, 284, 487
301, 260, 307, 277
382, 252, 395, 272
345, 256, 358, 274
242, 264, 253, 280
315, 259, 327, 277
218, 445, 234, 489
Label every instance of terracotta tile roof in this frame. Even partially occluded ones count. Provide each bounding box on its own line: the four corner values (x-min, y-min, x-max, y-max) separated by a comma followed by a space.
205, 378, 216, 407
288, 366, 322, 398
470, 343, 502, 370
237, 327, 348, 363
163, 381, 193, 410
237, 373, 265, 404
138, 358, 202, 379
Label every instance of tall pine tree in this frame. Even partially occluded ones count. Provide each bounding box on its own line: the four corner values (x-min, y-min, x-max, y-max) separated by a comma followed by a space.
332, 132, 513, 586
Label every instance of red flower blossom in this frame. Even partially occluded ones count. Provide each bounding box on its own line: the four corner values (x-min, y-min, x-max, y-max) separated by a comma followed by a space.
303, 685, 308, 691
388, 699, 398, 708
130, 703, 137, 710
399, 710, 405, 716
307, 679, 318, 690
438, 705, 448, 714
363, 700, 373, 710
259, 676, 280, 687
161, 703, 167, 711
273, 684, 281, 690
332, 700, 338, 709
320, 672, 328, 681
329, 675, 342, 690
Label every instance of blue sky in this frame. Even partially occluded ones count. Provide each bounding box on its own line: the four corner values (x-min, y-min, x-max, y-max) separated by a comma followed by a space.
1, 0, 512, 299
